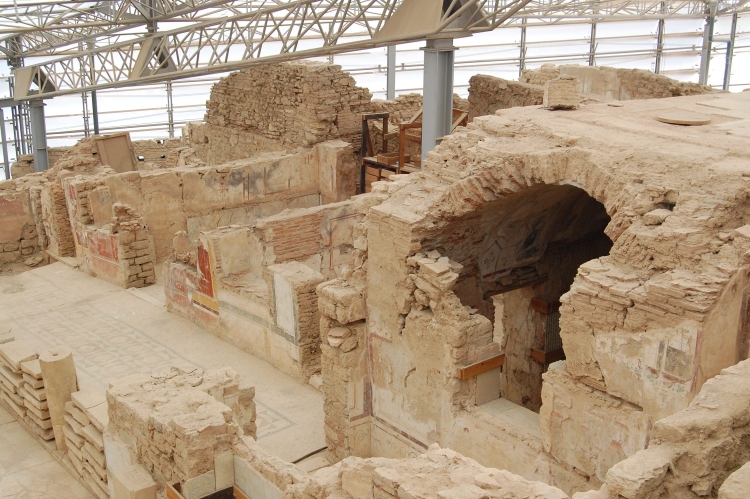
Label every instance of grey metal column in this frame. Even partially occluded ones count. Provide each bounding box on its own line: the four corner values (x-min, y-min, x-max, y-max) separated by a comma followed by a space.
0, 108, 9, 180
29, 100, 49, 172
698, 1, 717, 86
723, 13, 738, 90
655, 17, 666, 74
421, 38, 455, 163
588, 21, 597, 66
386, 45, 396, 100
81, 92, 91, 137
167, 80, 175, 138
88, 41, 100, 134
519, 18, 527, 79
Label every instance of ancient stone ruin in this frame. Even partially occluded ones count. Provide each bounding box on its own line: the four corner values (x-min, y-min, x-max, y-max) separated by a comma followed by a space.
2, 60, 750, 499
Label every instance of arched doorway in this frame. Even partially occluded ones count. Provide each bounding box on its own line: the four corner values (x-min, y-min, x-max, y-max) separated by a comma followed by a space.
428, 182, 612, 411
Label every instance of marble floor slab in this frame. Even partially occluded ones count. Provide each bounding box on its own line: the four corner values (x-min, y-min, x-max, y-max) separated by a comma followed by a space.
0, 404, 95, 498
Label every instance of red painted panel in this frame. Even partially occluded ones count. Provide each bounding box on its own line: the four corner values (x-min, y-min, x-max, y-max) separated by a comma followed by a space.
196, 242, 215, 298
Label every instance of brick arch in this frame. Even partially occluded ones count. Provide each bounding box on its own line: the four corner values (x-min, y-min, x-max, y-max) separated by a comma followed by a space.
428, 148, 637, 243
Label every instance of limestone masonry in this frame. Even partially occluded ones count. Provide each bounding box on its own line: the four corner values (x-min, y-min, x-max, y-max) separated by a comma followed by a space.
2, 61, 750, 499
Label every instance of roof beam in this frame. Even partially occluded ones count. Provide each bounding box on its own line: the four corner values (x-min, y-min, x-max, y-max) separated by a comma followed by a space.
13, 0, 750, 99
1, 0, 255, 58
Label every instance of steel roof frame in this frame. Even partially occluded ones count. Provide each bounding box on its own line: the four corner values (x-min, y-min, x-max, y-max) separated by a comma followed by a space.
9, 0, 750, 99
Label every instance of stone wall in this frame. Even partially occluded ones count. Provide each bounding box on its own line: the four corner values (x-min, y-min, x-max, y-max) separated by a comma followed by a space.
165, 199, 361, 381
467, 74, 545, 120
56, 139, 354, 266
131, 138, 183, 167
0, 174, 48, 263
314, 91, 750, 496
575, 359, 750, 498
9, 147, 70, 179
10, 154, 34, 178
521, 63, 713, 100
287, 445, 568, 499
205, 61, 372, 149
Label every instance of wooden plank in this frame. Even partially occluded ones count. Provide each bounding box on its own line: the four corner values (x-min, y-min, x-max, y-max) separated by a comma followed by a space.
458, 353, 505, 380
530, 298, 561, 314
234, 486, 250, 499
166, 483, 185, 499
365, 166, 382, 177
530, 348, 565, 364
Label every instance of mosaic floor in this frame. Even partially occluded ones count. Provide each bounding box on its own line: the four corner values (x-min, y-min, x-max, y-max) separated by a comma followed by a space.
0, 262, 323, 462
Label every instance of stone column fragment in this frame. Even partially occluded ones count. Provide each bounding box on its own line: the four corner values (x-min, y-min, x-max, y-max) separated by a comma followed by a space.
39, 346, 78, 451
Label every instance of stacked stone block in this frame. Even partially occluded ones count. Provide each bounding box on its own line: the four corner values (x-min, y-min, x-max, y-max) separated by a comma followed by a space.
19, 358, 54, 440
41, 179, 77, 257
62, 390, 110, 499
0, 339, 55, 441
112, 203, 157, 288
205, 61, 372, 148
107, 367, 256, 498
317, 279, 367, 461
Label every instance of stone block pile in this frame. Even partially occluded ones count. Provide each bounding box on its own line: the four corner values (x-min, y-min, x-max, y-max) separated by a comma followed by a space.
0, 338, 55, 441
111, 203, 157, 287
107, 367, 256, 498
62, 389, 110, 499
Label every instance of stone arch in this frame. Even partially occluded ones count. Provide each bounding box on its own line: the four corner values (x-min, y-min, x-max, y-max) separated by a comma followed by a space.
414, 161, 615, 411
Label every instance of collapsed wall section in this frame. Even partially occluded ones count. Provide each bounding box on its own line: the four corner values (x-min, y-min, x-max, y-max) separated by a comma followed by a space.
200, 61, 371, 155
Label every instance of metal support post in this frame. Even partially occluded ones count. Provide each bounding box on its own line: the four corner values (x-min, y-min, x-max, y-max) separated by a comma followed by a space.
88, 41, 100, 134
698, 2, 717, 86
723, 13, 738, 90
29, 101, 49, 172
588, 21, 597, 66
147, 0, 157, 34
421, 38, 455, 163
386, 45, 396, 100
0, 108, 9, 180
166, 80, 175, 138
82, 92, 91, 137
655, 17, 666, 74
519, 18, 527, 79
